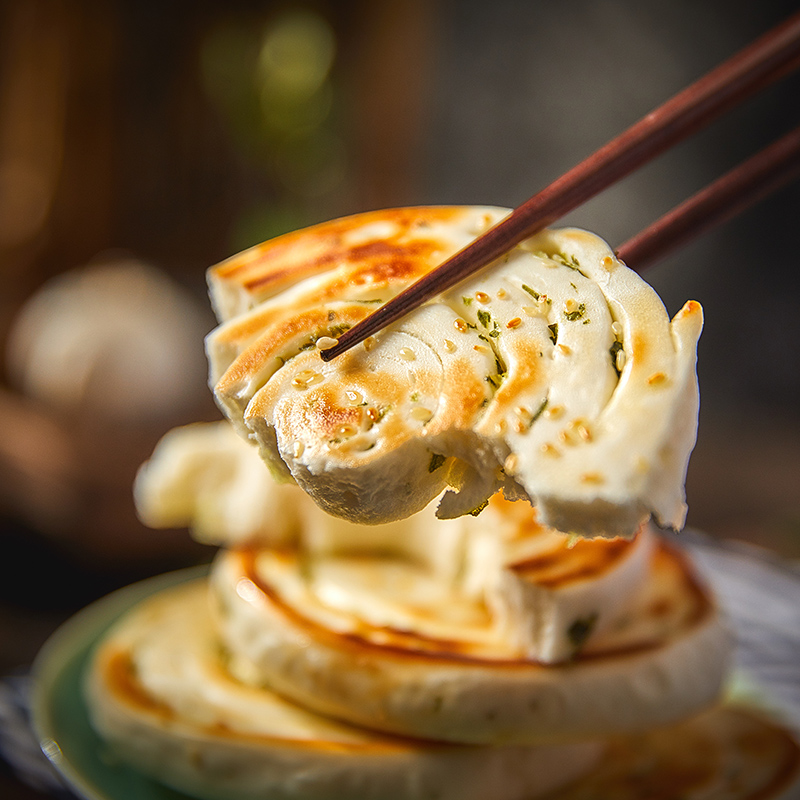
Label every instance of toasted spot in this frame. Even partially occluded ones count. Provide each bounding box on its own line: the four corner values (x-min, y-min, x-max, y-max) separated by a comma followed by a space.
513, 536, 630, 589
630, 331, 647, 362
544, 405, 564, 419
103, 650, 174, 718
210, 206, 474, 312
676, 299, 702, 319
302, 391, 370, 439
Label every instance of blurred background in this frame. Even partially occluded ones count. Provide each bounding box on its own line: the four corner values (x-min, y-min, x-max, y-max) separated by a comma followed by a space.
1, 0, 799, 705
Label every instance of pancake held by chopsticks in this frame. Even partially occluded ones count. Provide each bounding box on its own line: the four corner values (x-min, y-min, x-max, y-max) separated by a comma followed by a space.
206, 207, 702, 537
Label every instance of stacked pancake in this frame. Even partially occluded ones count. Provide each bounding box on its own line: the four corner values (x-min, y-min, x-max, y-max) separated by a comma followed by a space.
85, 210, 800, 799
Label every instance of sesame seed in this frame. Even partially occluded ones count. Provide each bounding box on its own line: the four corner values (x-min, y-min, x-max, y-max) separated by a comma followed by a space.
346, 390, 364, 405
475, 291, 490, 303
577, 423, 592, 441
291, 377, 308, 389
504, 453, 518, 473
454, 318, 469, 333
494, 419, 507, 435
474, 344, 488, 353
602, 256, 615, 270
514, 406, 529, 419
648, 372, 667, 385
564, 298, 578, 314
541, 443, 560, 457
443, 339, 456, 353
306, 372, 324, 386
496, 288, 507, 299
514, 420, 527, 434
296, 369, 317, 381
580, 472, 605, 484
616, 348, 627, 372
399, 347, 416, 361
474, 213, 493, 234
410, 406, 433, 422
338, 424, 357, 437
611, 321, 623, 336
293, 441, 305, 459
366, 407, 381, 423
506, 317, 522, 329
544, 405, 563, 419
315, 336, 338, 350
363, 336, 377, 351
557, 344, 572, 356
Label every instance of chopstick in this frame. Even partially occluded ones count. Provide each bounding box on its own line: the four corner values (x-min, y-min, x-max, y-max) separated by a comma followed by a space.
615, 123, 800, 270
320, 11, 800, 362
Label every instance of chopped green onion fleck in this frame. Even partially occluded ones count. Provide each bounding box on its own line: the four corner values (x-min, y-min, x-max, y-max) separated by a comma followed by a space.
564, 303, 586, 322
531, 397, 549, 424
567, 613, 598, 649
428, 453, 446, 473
610, 340, 623, 376
521, 284, 540, 300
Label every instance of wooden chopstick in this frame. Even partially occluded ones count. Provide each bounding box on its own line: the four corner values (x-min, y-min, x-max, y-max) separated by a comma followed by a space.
616, 124, 800, 270
320, 11, 800, 362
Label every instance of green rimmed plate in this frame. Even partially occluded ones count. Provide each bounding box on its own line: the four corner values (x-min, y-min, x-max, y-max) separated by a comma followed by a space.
30, 566, 208, 800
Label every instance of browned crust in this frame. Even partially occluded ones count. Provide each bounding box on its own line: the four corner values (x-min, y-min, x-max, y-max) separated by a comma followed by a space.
95, 644, 800, 795
102, 649, 175, 720
216, 305, 371, 394
235, 539, 713, 667
210, 207, 472, 301
543, 706, 800, 800
513, 537, 637, 588
95, 644, 437, 754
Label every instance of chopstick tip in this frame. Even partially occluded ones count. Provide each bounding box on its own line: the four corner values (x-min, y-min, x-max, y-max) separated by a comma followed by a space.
317, 338, 342, 362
